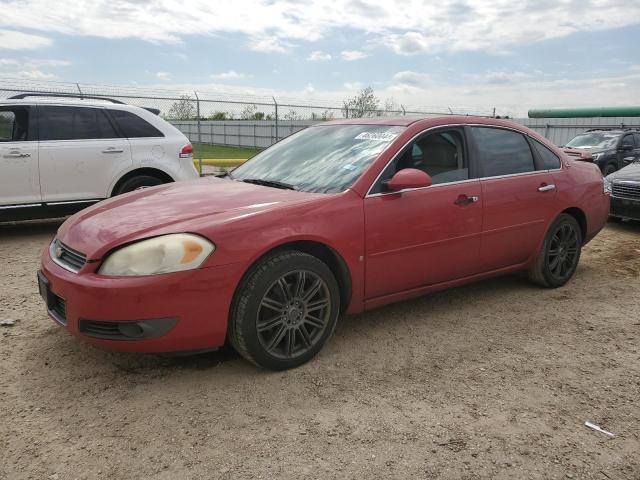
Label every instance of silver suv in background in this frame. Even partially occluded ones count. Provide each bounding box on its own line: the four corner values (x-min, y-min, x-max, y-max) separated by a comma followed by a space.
0, 93, 199, 221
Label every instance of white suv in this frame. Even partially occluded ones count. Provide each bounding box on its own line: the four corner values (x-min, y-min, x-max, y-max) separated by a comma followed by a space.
0, 93, 199, 221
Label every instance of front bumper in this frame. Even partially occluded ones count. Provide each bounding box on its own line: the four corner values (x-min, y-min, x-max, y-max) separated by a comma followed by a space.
610, 195, 640, 221
39, 248, 244, 353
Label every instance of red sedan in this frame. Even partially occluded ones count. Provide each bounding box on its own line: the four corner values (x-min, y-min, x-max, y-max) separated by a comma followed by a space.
39, 116, 609, 370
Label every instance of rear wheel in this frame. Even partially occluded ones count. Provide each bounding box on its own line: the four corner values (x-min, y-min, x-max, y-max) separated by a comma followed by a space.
228, 251, 340, 370
114, 175, 165, 195
529, 214, 582, 288
603, 163, 617, 176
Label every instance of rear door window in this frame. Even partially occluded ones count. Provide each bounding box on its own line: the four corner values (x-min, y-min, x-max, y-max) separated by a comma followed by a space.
108, 110, 164, 138
531, 139, 561, 170
0, 107, 31, 142
39, 106, 119, 141
622, 134, 635, 149
470, 127, 535, 177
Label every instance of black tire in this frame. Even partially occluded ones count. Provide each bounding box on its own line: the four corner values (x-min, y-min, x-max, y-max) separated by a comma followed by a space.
529, 213, 582, 288
114, 175, 165, 195
228, 250, 340, 370
602, 163, 617, 176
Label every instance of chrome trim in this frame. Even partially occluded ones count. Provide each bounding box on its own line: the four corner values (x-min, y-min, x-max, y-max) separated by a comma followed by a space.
49, 240, 82, 274
366, 178, 479, 198
365, 123, 561, 198
45, 199, 100, 206
538, 184, 556, 192
0, 203, 41, 209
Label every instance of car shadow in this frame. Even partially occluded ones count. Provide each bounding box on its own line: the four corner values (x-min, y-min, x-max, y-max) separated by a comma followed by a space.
0, 218, 64, 237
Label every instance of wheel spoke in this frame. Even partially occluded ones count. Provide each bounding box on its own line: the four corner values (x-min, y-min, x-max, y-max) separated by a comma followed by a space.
307, 298, 329, 312
277, 278, 292, 302
268, 324, 288, 351
285, 328, 295, 356
302, 278, 322, 302
549, 256, 560, 270
298, 325, 312, 347
261, 295, 284, 312
304, 314, 325, 329
257, 315, 284, 332
293, 271, 306, 298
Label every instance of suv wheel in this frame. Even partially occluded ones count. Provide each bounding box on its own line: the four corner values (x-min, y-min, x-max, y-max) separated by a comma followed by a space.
529, 213, 582, 288
228, 250, 340, 370
114, 175, 165, 195
603, 163, 617, 176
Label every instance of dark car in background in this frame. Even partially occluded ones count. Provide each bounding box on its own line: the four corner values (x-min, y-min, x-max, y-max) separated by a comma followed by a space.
564, 129, 640, 176
605, 161, 640, 221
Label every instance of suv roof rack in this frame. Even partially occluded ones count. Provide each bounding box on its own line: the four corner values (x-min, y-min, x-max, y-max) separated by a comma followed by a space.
585, 127, 640, 133
8, 92, 125, 104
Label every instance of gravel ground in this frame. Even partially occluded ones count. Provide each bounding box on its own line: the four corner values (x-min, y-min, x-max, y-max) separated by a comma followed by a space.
1, 220, 639, 480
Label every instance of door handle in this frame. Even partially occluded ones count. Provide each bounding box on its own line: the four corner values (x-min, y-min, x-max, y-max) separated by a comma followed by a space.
454, 194, 479, 206
538, 184, 556, 192
102, 148, 124, 154
3, 152, 31, 158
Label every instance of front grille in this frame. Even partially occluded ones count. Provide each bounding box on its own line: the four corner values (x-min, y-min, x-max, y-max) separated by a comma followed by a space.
79, 320, 126, 339
612, 182, 640, 200
50, 294, 67, 325
51, 240, 87, 272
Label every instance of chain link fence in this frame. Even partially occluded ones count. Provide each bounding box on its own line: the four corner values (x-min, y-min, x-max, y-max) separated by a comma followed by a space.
0, 76, 495, 150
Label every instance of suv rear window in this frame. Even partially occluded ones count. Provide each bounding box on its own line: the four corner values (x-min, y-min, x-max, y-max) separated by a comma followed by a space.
108, 110, 164, 138
470, 127, 535, 177
39, 106, 119, 141
0, 107, 31, 142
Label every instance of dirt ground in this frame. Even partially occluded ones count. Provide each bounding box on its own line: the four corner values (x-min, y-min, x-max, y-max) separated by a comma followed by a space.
1, 220, 639, 480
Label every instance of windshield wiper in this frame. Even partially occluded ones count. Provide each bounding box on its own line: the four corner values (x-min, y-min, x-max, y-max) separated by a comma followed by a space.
241, 178, 297, 190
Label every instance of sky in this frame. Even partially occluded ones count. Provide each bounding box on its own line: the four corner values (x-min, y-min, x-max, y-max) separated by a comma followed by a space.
0, 0, 639, 116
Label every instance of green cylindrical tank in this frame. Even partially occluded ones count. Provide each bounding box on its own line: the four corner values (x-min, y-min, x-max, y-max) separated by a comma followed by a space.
528, 107, 640, 118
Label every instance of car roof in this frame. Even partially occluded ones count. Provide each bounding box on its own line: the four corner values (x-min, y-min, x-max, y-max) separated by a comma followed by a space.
0, 98, 133, 109
319, 115, 525, 130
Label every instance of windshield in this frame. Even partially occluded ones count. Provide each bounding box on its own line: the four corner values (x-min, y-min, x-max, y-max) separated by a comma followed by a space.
565, 132, 619, 149
231, 125, 405, 193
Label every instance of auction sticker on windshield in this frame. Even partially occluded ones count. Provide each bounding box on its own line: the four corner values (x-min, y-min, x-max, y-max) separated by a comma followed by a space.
354, 131, 399, 142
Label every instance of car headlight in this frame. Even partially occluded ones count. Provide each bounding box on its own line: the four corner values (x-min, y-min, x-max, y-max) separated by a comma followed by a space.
99, 234, 215, 276
603, 176, 612, 194
591, 152, 604, 162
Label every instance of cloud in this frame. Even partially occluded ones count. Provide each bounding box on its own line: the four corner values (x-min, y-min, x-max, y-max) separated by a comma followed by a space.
0, 29, 52, 50
304, 83, 315, 94
343, 81, 363, 90
0, 56, 70, 79
211, 70, 246, 80
156, 71, 170, 81
249, 36, 292, 53
391, 71, 432, 88
341, 50, 368, 61
3, 1, 636, 56
308, 50, 331, 61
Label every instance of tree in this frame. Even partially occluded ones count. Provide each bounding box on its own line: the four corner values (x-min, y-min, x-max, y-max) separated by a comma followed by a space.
208, 111, 228, 120
342, 86, 380, 118
167, 95, 197, 120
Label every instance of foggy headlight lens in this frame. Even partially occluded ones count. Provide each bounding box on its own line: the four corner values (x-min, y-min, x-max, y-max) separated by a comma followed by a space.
603, 177, 612, 194
99, 234, 214, 276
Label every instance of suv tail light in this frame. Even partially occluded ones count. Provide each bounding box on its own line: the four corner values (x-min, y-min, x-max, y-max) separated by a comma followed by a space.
179, 144, 193, 158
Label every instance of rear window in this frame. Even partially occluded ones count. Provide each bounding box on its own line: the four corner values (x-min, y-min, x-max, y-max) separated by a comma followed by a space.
39, 106, 119, 141
532, 139, 561, 170
0, 107, 31, 141
470, 127, 535, 177
108, 110, 164, 138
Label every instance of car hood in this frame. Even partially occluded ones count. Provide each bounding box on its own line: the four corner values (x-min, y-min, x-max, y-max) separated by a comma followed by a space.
608, 162, 640, 182
57, 177, 324, 260
562, 147, 593, 161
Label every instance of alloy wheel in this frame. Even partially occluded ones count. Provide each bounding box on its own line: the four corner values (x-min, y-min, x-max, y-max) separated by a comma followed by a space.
256, 270, 331, 359
547, 223, 580, 281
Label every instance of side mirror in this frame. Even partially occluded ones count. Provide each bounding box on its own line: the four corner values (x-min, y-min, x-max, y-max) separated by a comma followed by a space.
385, 168, 432, 192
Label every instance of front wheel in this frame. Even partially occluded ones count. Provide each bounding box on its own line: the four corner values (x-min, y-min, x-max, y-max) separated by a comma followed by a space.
228, 251, 340, 370
529, 213, 582, 288
602, 163, 617, 176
